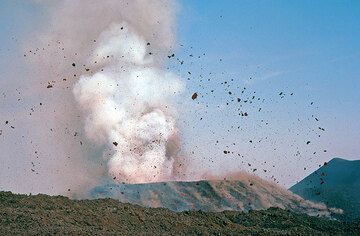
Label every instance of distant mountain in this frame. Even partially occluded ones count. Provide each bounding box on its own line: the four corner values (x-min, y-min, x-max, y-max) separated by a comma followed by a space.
90, 173, 337, 217
290, 158, 360, 221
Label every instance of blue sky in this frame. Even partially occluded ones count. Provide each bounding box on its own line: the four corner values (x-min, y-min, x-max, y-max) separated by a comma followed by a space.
174, 0, 360, 184
0, 1, 359, 190
176, 0, 360, 110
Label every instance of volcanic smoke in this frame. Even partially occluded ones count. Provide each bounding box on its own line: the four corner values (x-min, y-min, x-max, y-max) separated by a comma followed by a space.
73, 22, 184, 183
29, 0, 184, 184
17, 0, 185, 189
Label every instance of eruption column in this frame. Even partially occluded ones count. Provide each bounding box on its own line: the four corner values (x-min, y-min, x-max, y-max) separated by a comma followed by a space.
73, 23, 184, 183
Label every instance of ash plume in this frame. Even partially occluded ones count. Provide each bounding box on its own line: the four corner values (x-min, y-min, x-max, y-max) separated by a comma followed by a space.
34, 0, 184, 184
73, 22, 184, 183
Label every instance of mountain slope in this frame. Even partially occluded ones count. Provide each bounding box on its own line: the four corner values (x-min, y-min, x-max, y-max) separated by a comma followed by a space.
1, 191, 359, 235
290, 158, 360, 221
90, 172, 338, 217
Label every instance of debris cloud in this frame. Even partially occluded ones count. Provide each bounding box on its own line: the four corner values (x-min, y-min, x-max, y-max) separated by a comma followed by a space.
73, 22, 184, 183
36, 0, 184, 184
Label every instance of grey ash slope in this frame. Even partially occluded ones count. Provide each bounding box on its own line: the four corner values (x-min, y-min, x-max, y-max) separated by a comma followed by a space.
290, 158, 360, 221
90, 173, 336, 217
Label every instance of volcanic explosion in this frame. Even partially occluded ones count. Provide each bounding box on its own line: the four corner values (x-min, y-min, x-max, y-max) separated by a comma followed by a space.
73, 22, 184, 184
29, 0, 185, 185
13, 0, 342, 217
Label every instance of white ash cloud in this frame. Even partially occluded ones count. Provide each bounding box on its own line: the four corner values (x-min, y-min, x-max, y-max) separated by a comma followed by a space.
32, 0, 184, 184
73, 22, 184, 183
3, 0, 182, 194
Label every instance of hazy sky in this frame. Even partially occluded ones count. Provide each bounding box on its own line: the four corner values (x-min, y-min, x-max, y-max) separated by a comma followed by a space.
0, 0, 359, 194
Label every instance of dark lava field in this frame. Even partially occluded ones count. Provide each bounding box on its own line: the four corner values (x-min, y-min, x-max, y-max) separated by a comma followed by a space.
1, 191, 359, 235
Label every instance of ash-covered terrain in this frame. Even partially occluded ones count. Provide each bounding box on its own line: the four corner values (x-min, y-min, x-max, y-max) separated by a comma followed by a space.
90, 173, 339, 217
